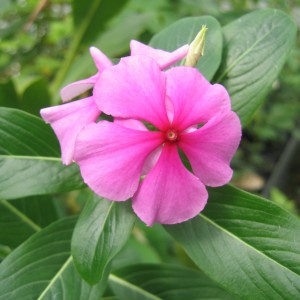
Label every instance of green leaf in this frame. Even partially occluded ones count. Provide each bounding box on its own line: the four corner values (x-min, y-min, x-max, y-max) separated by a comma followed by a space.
109, 264, 236, 300
0, 217, 107, 299
150, 16, 223, 81
0, 196, 58, 249
0, 108, 85, 199
72, 195, 136, 284
0, 107, 59, 156
216, 9, 296, 125
166, 185, 300, 299
0, 156, 84, 199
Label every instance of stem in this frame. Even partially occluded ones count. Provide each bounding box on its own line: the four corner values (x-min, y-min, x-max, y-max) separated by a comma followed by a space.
49, 0, 102, 103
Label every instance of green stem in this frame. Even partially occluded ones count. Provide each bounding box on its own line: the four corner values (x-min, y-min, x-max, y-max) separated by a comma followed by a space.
49, 0, 102, 103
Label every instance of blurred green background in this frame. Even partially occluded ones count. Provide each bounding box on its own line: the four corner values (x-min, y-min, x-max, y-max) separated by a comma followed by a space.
0, 0, 299, 213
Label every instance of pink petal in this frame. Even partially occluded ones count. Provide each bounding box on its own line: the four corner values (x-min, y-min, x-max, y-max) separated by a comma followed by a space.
114, 118, 147, 131
74, 121, 163, 201
40, 97, 100, 165
130, 40, 189, 70
178, 111, 242, 187
89, 46, 112, 71
94, 56, 170, 130
133, 144, 208, 226
60, 74, 98, 102
166, 67, 231, 131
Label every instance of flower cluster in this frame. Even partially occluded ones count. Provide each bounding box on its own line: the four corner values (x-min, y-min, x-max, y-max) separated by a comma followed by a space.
41, 40, 241, 226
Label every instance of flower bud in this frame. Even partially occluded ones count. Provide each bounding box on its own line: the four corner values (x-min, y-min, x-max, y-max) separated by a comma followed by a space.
185, 25, 208, 67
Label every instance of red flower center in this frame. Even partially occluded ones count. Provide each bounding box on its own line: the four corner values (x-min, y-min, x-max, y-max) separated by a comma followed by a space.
165, 129, 178, 143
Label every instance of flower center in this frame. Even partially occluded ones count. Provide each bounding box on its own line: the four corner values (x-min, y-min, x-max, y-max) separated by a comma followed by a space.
166, 129, 178, 142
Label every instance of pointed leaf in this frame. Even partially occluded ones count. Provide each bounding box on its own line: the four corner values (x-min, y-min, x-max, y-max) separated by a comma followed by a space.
0, 217, 106, 299
216, 9, 296, 125
72, 195, 136, 284
165, 185, 300, 299
150, 16, 223, 81
109, 264, 236, 300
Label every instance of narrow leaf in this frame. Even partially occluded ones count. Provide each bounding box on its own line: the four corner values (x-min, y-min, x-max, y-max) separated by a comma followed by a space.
0, 217, 107, 299
150, 16, 223, 81
166, 185, 300, 299
216, 9, 296, 125
72, 195, 136, 284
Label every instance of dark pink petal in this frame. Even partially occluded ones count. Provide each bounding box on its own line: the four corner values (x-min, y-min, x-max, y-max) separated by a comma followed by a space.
89, 46, 112, 71
130, 40, 189, 70
94, 56, 169, 130
133, 144, 208, 226
178, 111, 242, 187
74, 121, 163, 201
60, 74, 98, 102
166, 67, 231, 131
40, 97, 100, 165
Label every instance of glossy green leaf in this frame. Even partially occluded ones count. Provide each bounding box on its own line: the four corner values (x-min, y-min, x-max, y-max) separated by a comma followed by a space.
0, 217, 106, 300
0, 108, 85, 199
216, 9, 296, 125
109, 264, 236, 300
72, 195, 136, 284
166, 185, 300, 299
0, 196, 58, 249
150, 16, 223, 81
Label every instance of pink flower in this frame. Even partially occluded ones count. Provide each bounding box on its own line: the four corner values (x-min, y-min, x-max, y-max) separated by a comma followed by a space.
40, 42, 189, 165
74, 56, 241, 226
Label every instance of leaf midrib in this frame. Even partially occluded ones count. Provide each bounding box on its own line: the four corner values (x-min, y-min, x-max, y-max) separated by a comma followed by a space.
37, 256, 73, 300
200, 213, 300, 279
0, 200, 41, 232
0, 155, 61, 161
216, 28, 273, 82
109, 273, 162, 300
